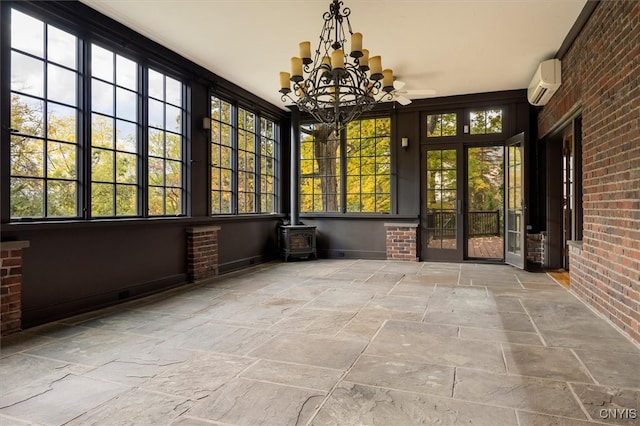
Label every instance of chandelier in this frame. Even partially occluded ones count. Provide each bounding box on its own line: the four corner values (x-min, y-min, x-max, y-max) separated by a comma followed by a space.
279, 0, 394, 133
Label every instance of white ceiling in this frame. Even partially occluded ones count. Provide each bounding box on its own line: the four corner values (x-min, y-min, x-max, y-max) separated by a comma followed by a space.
79, 0, 587, 109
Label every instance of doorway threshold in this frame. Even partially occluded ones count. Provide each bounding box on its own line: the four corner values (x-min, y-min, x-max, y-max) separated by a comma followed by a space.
547, 269, 570, 289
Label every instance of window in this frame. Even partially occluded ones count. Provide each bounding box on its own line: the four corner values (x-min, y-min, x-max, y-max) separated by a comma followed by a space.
90, 44, 139, 217
470, 108, 502, 134
210, 96, 233, 214
299, 117, 391, 213
238, 108, 257, 213
10, 9, 80, 219
147, 70, 185, 216
426, 113, 457, 137
260, 118, 278, 213
8, 7, 187, 221
300, 124, 341, 212
210, 96, 279, 215
345, 118, 391, 212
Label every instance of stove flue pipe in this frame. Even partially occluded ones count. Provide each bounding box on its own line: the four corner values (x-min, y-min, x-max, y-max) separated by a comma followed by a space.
290, 107, 300, 226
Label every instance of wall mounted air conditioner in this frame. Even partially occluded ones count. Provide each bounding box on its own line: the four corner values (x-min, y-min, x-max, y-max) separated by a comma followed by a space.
527, 59, 561, 106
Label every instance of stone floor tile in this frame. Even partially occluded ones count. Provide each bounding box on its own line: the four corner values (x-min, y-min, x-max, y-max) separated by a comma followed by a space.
345, 354, 455, 397
459, 327, 544, 345
522, 300, 623, 336
0, 414, 32, 425
142, 352, 255, 399
428, 293, 525, 313
134, 295, 216, 315
454, 368, 586, 419
365, 294, 428, 314
365, 272, 406, 284
170, 415, 223, 425
167, 322, 277, 356
83, 345, 192, 386
311, 381, 517, 425
414, 273, 460, 285
366, 320, 505, 372
336, 309, 422, 342
188, 378, 324, 425
306, 287, 376, 311
272, 283, 331, 301
248, 332, 366, 369
423, 309, 536, 332
541, 329, 640, 353
516, 411, 601, 426
570, 382, 640, 425
381, 262, 424, 273
489, 287, 582, 304
0, 353, 78, 394
240, 359, 342, 391
23, 329, 160, 366
78, 310, 209, 339
271, 308, 356, 335
388, 281, 435, 298
573, 349, 640, 389
0, 331, 55, 358
67, 388, 192, 425
503, 344, 593, 382
0, 375, 127, 425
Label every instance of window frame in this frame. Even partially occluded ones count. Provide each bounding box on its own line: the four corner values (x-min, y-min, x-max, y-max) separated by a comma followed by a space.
3, 3, 190, 222
8, 7, 82, 220
422, 106, 508, 144
209, 94, 280, 216
299, 115, 393, 215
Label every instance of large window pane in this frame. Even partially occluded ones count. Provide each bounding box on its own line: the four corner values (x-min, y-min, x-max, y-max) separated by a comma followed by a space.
344, 117, 391, 213
10, 9, 79, 219
470, 108, 503, 135
11, 10, 44, 56
211, 96, 234, 214
11, 52, 44, 96
147, 69, 185, 216
48, 64, 76, 105
299, 123, 341, 212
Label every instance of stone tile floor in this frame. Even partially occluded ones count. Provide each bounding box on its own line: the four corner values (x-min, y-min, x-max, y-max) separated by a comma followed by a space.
1, 260, 639, 425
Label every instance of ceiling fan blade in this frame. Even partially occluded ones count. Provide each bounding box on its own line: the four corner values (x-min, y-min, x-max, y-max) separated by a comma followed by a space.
405, 89, 437, 97
393, 80, 406, 91
395, 95, 412, 106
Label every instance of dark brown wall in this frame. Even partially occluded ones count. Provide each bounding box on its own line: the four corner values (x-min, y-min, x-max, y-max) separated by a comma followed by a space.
537, 0, 640, 343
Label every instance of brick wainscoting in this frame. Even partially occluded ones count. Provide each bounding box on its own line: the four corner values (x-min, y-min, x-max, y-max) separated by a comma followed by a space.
526, 233, 546, 266
384, 223, 418, 261
1, 241, 30, 336
186, 226, 220, 281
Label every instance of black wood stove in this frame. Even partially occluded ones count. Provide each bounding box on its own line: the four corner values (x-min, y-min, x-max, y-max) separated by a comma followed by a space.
281, 225, 317, 261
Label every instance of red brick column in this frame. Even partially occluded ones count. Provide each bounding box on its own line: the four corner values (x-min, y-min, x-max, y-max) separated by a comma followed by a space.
1, 241, 30, 336
526, 233, 546, 265
186, 226, 220, 281
384, 223, 418, 261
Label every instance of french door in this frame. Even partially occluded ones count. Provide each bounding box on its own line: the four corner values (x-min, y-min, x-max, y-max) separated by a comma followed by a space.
505, 133, 526, 268
421, 142, 513, 264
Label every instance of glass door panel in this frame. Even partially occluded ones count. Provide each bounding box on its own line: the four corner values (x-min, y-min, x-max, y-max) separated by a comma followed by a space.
423, 148, 462, 261
505, 133, 525, 268
467, 146, 504, 259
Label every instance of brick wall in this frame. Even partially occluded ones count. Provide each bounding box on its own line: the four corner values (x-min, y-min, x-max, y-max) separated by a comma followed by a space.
1, 241, 29, 336
186, 226, 220, 281
538, 1, 640, 343
384, 223, 418, 261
